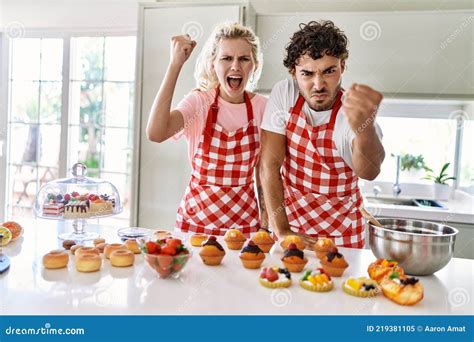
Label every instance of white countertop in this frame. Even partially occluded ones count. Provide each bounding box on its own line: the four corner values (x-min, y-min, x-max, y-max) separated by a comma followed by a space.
1, 219, 473, 315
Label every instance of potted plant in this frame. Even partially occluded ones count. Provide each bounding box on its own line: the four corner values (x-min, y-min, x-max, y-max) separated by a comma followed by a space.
423, 162, 456, 200
395, 153, 432, 182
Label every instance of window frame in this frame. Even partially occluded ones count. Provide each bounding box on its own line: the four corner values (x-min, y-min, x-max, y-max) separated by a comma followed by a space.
0, 29, 137, 224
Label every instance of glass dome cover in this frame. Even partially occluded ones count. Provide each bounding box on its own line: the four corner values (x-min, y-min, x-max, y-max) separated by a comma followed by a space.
34, 163, 122, 220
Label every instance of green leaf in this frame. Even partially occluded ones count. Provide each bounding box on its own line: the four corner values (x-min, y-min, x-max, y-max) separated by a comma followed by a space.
390, 272, 400, 279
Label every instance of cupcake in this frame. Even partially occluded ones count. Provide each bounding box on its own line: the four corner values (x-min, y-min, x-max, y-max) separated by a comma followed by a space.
199, 236, 225, 266
223, 229, 246, 250
280, 235, 305, 250
251, 230, 275, 253
189, 233, 208, 247
281, 243, 308, 272
300, 268, 333, 292
259, 266, 292, 288
343, 277, 380, 297
368, 259, 405, 284
320, 247, 348, 277
314, 238, 335, 259
239, 240, 265, 269
380, 272, 424, 306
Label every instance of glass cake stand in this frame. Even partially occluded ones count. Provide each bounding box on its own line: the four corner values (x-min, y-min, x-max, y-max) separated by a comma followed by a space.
34, 163, 123, 241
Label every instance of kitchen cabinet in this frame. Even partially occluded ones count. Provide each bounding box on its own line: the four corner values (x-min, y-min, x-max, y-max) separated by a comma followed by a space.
134, 3, 251, 228
256, 10, 473, 98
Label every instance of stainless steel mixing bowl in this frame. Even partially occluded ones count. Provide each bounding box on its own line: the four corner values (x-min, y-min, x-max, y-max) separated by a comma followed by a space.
368, 218, 459, 275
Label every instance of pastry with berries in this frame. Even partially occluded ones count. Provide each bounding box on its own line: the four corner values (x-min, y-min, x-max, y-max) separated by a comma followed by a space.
259, 266, 292, 288
280, 235, 305, 250
299, 268, 333, 292
380, 271, 424, 306
342, 277, 380, 297
320, 247, 348, 277
239, 240, 265, 269
281, 243, 308, 272
368, 259, 405, 284
199, 236, 226, 266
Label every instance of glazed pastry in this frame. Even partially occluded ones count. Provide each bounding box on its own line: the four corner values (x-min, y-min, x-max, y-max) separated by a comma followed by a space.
259, 266, 292, 288
124, 239, 141, 254
199, 236, 225, 266
223, 229, 246, 250
110, 250, 135, 267
368, 259, 405, 283
281, 243, 308, 272
43, 250, 69, 269
189, 233, 208, 247
62, 239, 76, 250
300, 268, 333, 292
314, 238, 335, 259
75, 253, 101, 272
380, 271, 424, 306
239, 240, 265, 269
251, 230, 275, 253
320, 247, 348, 277
343, 277, 380, 297
0, 226, 12, 246
1, 221, 23, 241
104, 243, 126, 259
280, 235, 305, 250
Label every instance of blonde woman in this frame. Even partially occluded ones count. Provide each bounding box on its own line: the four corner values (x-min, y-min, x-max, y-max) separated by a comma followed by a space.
146, 22, 267, 236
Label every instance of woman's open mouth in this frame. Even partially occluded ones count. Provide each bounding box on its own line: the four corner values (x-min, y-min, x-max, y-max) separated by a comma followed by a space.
227, 76, 243, 90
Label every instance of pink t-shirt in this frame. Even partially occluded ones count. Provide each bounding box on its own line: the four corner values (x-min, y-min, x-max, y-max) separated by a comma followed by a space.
174, 89, 267, 162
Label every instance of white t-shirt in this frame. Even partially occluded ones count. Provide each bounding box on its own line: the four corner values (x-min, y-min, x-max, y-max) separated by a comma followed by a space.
261, 79, 383, 170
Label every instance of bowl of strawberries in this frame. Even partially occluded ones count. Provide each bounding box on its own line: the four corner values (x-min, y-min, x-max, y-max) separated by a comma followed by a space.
140, 236, 192, 279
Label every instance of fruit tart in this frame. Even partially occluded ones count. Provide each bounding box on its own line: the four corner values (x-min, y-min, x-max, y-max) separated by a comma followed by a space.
299, 268, 333, 292
281, 243, 308, 272
343, 277, 380, 297
239, 240, 265, 269
320, 247, 348, 277
380, 271, 424, 306
368, 258, 405, 283
259, 266, 292, 288
199, 236, 226, 266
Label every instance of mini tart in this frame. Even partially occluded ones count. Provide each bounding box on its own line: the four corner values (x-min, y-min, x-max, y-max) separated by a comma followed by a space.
1, 221, 23, 241
320, 249, 348, 277
199, 236, 225, 266
0, 226, 12, 246
281, 243, 307, 272
368, 259, 405, 283
280, 235, 305, 250
124, 239, 141, 254
223, 229, 246, 250
314, 238, 335, 259
152, 229, 172, 241
251, 230, 275, 253
343, 277, 380, 297
299, 268, 333, 292
93, 238, 106, 246
380, 272, 424, 306
189, 233, 208, 247
239, 240, 265, 269
259, 266, 292, 288
104, 243, 126, 259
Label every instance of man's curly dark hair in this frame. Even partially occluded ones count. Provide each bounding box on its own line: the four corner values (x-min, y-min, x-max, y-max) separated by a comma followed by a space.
283, 20, 349, 72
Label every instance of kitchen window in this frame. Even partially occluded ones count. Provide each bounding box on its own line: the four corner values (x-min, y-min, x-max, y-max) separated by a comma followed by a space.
3, 34, 136, 226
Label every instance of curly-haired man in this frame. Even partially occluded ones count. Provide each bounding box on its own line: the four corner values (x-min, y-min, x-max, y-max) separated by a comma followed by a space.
260, 20, 385, 249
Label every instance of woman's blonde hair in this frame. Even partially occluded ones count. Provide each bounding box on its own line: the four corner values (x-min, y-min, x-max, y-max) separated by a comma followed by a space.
194, 22, 263, 91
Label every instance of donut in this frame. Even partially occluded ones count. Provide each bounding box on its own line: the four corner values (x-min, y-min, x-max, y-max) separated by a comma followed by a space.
62, 239, 76, 250
75, 246, 100, 258
124, 239, 141, 254
43, 250, 69, 269
70, 244, 83, 255
190, 233, 208, 247
1, 221, 23, 241
75, 253, 101, 272
96, 242, 107, 253
93, 238, 106, 246
110, 250, 134, 267
104, 243, 126, 259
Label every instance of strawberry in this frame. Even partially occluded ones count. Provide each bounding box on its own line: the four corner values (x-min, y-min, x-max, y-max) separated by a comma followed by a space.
146, 241, 158, 254
166, 238, 182, 249
259, 268, 267, 279
64, 194, 71, 201
158, 254, 173, 269
266, 268, 278, 282
161, 245, 177, 256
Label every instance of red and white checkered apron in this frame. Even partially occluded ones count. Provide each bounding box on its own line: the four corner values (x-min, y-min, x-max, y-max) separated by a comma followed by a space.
176, 88, 260, 237
282, 90, 365, 248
